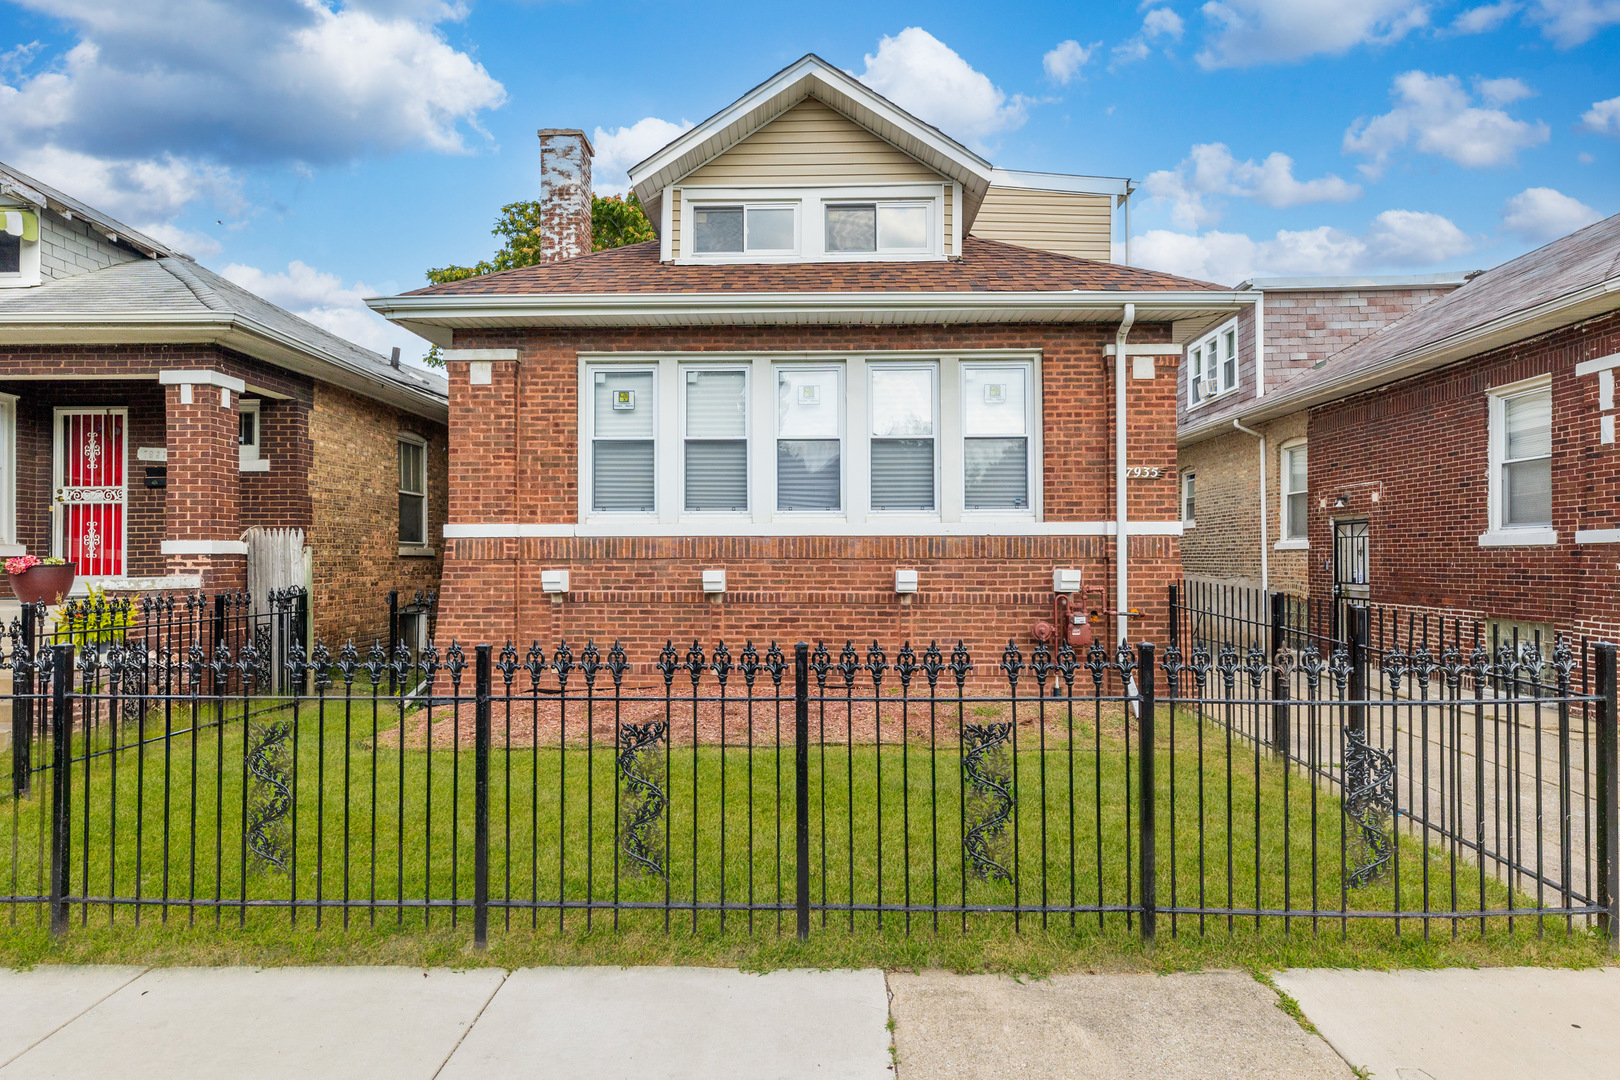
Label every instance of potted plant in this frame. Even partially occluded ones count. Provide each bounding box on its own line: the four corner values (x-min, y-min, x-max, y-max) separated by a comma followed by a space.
6, 555, 77, 605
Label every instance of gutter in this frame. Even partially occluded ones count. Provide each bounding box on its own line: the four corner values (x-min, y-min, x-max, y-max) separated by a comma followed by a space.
1115, 303, 1135, 646
1231, 419, 1267, 593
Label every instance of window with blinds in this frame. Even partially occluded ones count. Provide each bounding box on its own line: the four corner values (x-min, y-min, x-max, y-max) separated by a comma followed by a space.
963, 364, 1030, 510
684, 369, 748, 512
592, 368, 656, 513
869, 366, 935, 511
776, 367, 841, 512
1499, 386, 1551, 528
1282, 443, 1307, 540
398, 437, 427, 546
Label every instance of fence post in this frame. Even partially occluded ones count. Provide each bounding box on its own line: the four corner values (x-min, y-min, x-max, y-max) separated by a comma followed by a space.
1168, 584, 1179, 652
294, 591, 310, 694
1597, 642, 1619, 949
48, 642, 73, 937
794, 642, 810, 941
1348, 606, 1368, 735
1137, 641, 1156, 944
387, 590, 399, 695
1271, 592, 1290, 755
473, 643, 491, 949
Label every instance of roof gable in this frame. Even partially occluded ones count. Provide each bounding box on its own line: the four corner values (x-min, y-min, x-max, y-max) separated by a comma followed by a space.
631, 54, 993, 233
683, 99, 947, 188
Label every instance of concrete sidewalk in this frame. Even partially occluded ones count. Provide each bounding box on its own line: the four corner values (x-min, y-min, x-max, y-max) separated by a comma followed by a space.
0, 964, 1612, 1078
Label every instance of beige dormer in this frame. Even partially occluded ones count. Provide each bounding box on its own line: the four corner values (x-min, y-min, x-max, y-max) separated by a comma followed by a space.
628, 54, 1128, 266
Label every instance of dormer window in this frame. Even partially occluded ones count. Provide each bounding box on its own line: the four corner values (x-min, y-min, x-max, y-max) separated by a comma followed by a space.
0, 210, 40, 288
692, 203, 797, 255
825, 202, 930, 254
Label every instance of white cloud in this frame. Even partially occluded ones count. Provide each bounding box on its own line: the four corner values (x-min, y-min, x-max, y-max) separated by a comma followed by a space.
1196, 0, 1430, 68
1526, 0, 1620, 45
856, 27, 1029, 147
0, 0, 505, 253
1450, 1, 1520, 32
1583, 95, 1620, 135
1344, 71, 1550, 177
1133, 208, 1474, 284
222, 259, 433, 359
591, 117, 695, 194
1500, 186, 1602, 242
1143, 142, 1361, 228
1111, 6, 1185, 66
1043, 39, 1097, 84
1477, 76, 1533, 105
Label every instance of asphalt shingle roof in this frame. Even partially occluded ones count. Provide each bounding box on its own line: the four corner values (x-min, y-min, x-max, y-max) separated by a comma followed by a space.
404, 236, 1228, 297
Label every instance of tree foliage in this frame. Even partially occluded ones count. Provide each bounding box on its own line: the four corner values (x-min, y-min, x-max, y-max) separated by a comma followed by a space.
422, 193, 655, 364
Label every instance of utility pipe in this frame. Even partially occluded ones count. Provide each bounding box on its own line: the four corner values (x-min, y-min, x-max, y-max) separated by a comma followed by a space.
1115, 303, 1136, 646
1232, 419, 1268, 593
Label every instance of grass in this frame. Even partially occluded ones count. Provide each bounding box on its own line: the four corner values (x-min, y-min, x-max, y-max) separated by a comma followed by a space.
0, 694, 1610, 974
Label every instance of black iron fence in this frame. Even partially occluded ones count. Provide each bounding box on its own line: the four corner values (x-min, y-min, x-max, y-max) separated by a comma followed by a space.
5, 606, 1615, 948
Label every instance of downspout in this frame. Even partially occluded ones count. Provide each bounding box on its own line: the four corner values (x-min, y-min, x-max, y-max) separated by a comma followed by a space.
1115, 303, 1136, 647
1232, 419, 1268, 593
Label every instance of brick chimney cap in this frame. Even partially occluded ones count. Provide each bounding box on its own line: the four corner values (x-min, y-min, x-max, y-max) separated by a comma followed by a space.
537, 128, 594, 157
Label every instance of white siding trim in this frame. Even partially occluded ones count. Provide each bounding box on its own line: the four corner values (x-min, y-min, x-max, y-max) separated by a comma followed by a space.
445, 520, 1182, 539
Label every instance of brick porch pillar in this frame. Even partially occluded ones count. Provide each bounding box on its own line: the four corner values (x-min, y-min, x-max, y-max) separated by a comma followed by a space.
159, 369, 246, 593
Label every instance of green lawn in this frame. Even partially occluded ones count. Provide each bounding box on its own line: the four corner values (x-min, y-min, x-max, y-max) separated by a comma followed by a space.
1, 696, 1609, 973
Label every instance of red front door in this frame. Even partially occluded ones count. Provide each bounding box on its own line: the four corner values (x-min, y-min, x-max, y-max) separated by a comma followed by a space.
56, 410, 126, 578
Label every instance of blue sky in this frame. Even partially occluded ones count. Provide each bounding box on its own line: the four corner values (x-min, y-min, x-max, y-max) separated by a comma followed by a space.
1, 0, 1617, 363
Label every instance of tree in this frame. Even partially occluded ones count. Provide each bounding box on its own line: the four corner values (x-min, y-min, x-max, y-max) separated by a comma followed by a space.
422, 193, 655, 364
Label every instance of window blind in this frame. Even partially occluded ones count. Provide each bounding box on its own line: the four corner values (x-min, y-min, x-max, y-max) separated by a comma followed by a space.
870, 367, 934, 511
965, 438, 1028, 509
593, 369, 655, 512
1502, 389, 1552, 527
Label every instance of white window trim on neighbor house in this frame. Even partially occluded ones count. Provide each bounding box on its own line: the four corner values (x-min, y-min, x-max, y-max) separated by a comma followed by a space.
0, 393, 18, 556
1480, 373, 1557, 548
1276, 439, 1308, 550
576, 350, 1042, 534
0, 208, 42, 289
238, 400, 270, 472
1180, 470, 1195, 528
1186, 318, 1239, 410
676, 183, 948, 264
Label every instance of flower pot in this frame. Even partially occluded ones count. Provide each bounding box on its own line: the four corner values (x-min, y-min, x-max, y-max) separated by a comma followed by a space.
9, 563, 77, 605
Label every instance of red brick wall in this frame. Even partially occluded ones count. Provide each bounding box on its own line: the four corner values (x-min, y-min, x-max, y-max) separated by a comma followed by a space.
1306, 309, 1620, 643
434, 323, 1184, 659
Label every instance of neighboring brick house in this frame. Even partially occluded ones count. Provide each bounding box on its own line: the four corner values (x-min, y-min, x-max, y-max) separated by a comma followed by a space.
1176, 274, 1468, 596
369, 55, 1254, 659
1180, 212, 1620, 643
0, 162, 449, 644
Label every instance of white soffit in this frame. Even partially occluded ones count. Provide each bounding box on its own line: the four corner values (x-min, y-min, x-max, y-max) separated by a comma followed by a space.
629, 55, 995, 231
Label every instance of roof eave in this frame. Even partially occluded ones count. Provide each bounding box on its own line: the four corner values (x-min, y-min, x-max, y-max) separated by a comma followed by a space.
0, 312, 448, 422
1176, 275, 1620, 447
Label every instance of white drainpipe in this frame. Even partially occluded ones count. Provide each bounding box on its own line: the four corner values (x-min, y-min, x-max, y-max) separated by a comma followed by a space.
1232, 419, 1268, 593
1115, 303, 1136, 646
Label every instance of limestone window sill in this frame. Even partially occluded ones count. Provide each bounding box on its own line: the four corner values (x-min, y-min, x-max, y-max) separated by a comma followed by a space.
239, 458, 271, 473
1273, 538, 1309, 550
1182, 520, 1195, 529
399, 545, 436, 558
1477, 527, 1557, 548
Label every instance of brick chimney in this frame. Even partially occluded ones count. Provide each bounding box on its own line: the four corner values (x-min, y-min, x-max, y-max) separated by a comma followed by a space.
537, 128, 593, 262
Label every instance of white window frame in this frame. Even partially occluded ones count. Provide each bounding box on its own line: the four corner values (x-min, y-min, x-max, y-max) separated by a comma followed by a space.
1481, 373, 1556, 547
773, 362, 847, 517
685, 200, 801, 261
959, 360, 1038, 517
583, 363, 661, 519
866, 361, 939, 514
575, 351, 1043, 532
679, 363, 752, 516
1187, 317, 1239, 409
0, 393, 17, 555
1181, 470, 1195, 527
238, 400, 270, 472
676, 184, 947, 264
397, 432, 430, 552
0, 208, 41, 289
825, 200, 934, 257
1276, 439, 1308, 549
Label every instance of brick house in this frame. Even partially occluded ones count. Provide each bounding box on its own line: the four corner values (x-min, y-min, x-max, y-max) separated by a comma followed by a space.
369, 55, 1254, 658
0, 162, 450, 644
1177, 212, 1620, 643
1177, 273, 1468, 596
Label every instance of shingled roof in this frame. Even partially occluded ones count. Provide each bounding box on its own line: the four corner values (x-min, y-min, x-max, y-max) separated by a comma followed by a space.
404, 236, 1228, 296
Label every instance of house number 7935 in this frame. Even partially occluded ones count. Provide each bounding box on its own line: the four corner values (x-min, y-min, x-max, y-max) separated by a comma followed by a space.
1126, 466, 1163, 479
